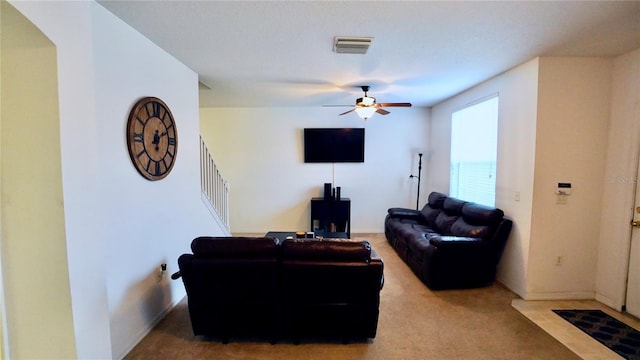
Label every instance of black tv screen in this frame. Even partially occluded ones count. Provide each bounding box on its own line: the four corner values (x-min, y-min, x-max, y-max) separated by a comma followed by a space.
304, 128, 365, 163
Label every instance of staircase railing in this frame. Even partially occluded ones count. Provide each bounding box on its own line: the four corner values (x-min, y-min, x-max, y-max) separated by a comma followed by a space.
200, 136, 230, 232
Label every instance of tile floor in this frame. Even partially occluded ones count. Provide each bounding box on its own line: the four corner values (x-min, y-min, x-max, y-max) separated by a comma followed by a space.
512, 299, 640, 359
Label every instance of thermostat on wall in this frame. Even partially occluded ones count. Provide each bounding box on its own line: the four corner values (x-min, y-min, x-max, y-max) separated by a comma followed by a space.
557, 182, 572, 195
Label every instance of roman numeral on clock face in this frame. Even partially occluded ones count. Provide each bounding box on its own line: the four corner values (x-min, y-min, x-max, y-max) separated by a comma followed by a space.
133, 132, 144, 143
152, 102, 160, 117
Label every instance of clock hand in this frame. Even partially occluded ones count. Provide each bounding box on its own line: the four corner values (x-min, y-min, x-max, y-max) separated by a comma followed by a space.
152, 130, 160, 151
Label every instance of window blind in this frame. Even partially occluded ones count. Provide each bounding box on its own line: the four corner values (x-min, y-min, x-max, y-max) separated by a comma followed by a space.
450, 96, 499, 207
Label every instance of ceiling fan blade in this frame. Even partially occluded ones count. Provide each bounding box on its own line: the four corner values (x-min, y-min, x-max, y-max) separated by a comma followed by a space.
376, 108, 390, 115
338, 108, 356, 116
323, 104, 353, 107
377, 102, 412, 107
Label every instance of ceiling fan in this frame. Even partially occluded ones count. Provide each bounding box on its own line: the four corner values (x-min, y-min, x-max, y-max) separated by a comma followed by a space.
325, 86, 412, 120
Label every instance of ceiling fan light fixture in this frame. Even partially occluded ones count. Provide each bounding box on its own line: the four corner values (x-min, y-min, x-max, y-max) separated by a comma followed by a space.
327, 85, 411, 120
355, 106, 376, 120
357, 96, 376, 106
334, 36, 373, 54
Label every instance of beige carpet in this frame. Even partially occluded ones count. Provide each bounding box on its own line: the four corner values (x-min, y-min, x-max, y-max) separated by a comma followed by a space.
124, 234, 579, 359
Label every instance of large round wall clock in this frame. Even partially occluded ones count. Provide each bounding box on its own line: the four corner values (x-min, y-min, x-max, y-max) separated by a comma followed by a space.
126, 97, 178, 181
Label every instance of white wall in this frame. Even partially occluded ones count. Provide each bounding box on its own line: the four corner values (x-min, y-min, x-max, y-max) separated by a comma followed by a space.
596, 48, 640, 310
6, 1, 226, 358
528, 57, 612, 299
200, 106, 430, 234
430, 59, 540, 297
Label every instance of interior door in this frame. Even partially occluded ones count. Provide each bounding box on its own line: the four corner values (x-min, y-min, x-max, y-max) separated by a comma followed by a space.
626, 188, 640, 317
625, 102, 640, 317
626, 112, 640, 319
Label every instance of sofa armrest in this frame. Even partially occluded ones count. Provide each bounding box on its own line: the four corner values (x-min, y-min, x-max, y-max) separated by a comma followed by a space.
387, 207, 421, 219
370, 249, 385, 290
429, 236, 487, 250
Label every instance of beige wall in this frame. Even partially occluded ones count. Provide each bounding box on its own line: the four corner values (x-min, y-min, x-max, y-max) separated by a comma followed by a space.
200, 106, 430, 234
0, 2, 76, 358
528, 57, 612, 299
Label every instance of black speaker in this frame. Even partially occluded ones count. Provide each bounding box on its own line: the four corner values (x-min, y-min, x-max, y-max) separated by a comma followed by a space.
336, 187, 341, 200
324, 183, 332, 200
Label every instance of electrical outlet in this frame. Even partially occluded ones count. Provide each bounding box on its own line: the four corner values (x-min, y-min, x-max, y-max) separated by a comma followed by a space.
157, 264, 167, 281
514, 191, 521, 202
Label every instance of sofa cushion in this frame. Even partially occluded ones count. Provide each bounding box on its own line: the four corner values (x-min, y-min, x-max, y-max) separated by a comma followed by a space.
443, 197, 467, 215
191, 237, 278, 258
393, 224, 418, 239
411, 223, 438, 235
281, 239, 371, 262
462, 203, 505, 226
387, 218, 423, 237
450, 218, 492, 239
419, 205, 441, 227
434, 212, 458, 235
429, 235, 486, 250
407, 234, 431, 260
428, 192, 447, 208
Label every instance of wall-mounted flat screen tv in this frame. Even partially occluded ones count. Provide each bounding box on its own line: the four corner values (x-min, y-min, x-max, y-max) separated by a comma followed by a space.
304, 128, 365, 163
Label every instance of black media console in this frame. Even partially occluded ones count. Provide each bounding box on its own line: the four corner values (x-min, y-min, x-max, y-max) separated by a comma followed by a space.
310, 197, 351, 238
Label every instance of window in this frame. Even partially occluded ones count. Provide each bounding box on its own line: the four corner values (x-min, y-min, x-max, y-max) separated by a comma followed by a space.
450, 96, 499, 207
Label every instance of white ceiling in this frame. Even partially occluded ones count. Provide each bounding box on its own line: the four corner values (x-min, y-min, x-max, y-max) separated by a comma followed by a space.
98, 1, 640, 108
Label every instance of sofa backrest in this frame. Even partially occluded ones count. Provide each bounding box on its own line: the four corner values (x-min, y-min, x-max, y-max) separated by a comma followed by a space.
419, 191, 446, 225
420, 192, 508, 242
178, 236, 283, 337
280, 238, 383, 304
280, 238, 371, 262
178, 237, 280, 304
191, 236, 279, 258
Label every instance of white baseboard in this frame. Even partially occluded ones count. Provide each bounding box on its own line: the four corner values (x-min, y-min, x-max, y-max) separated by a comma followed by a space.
522, 291, 595, 301
595, 293, 624, 312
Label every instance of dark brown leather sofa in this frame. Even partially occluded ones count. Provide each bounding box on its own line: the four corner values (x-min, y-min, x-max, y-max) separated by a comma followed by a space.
175, 236, 384, 343
384, 192, 512, 290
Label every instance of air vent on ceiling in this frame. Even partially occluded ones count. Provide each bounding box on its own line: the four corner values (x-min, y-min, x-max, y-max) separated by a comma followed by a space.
333, 36, 373, 54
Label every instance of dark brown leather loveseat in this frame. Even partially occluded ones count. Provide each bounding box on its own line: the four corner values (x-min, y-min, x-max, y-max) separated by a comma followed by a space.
175, 236, 384, 343
384, 192, 512, 290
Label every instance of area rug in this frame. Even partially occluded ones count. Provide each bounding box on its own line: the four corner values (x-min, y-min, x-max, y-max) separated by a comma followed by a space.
553, 309, 640, 360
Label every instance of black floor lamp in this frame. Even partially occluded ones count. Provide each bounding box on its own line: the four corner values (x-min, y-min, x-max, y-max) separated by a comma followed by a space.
409, 153, 423, 210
